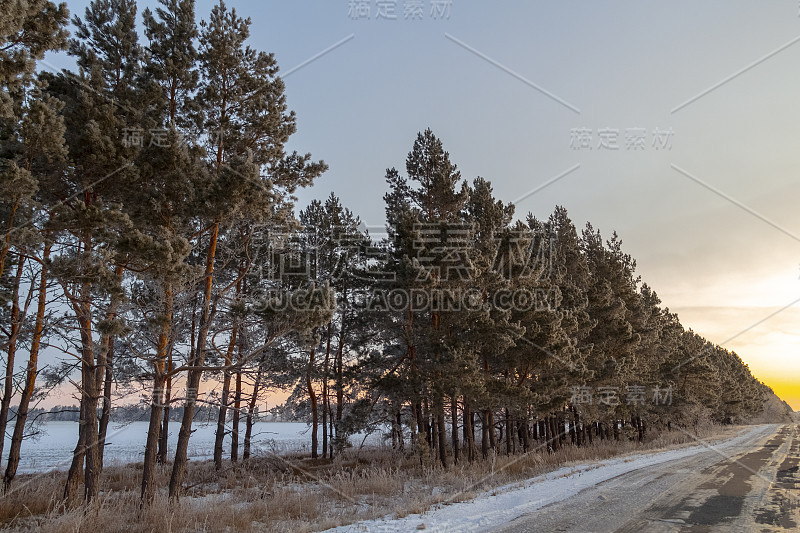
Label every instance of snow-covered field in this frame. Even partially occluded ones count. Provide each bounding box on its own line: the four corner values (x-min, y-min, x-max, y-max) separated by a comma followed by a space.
13, 421, 384, 474
327, 425, 774, 533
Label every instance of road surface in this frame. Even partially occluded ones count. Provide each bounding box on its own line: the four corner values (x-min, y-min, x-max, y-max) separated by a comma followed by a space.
494, 424, 799, 533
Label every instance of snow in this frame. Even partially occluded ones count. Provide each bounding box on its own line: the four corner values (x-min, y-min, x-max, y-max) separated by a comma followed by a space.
325, 425, 769, 533
13, 421, 384, 474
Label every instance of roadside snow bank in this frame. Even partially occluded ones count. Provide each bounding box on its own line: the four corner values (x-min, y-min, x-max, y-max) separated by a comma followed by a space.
326, 425, 774, 533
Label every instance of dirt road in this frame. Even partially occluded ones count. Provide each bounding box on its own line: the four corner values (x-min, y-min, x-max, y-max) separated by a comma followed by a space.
494, 424, 799, 533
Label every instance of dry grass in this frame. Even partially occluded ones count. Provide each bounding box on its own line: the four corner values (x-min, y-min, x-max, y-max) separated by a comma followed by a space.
0, 423, 741, 532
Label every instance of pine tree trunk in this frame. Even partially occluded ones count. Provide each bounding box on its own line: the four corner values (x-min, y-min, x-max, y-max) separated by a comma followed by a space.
162, 294, 195, 466
141, 376, 165, 503
307, 346, 318, 459
3, 246, 49, 490
569, 412, 576, 446
414, 402, 425, 442
231, 370, 241, 462
213, 324, 238, 469
0, 255, 24, 464
169, 221, 219, 500
212, 368, 232, 468
522, 415, 530, 452
64, 226, 102, 505
437, 407, 447, 468
471, 412, 478, 461
391, 406, 398, 450
488, 410, 496, 451
82, 334, 101, 503
322, 388, 328, 459
450, 396, 459, 465
63, 400, 86, 508
462, 400, 470, 459
97, 265, 123, 471
505, 409, 512, 455
322, 323, 331, 459
77, 262, 101, 504
329, 398, 335, 458
430, 406, 438, 457
97, 339, 113, 468
158, 348, 173, 465
141, 284, 173, 503
335, 317, 345, 429
395, 405, 404, 451
424, 398, 432, 448
481, 409, 489, 459
243, 360, 263, 461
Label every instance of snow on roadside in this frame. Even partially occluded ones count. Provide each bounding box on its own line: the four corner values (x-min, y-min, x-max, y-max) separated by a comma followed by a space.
325, 425, 774, 533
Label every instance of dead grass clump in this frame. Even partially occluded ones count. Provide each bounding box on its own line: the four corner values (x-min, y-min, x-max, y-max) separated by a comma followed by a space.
0, 472, 63, 527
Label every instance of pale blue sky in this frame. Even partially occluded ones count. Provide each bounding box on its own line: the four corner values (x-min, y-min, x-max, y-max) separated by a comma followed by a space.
45, 0, 800, 406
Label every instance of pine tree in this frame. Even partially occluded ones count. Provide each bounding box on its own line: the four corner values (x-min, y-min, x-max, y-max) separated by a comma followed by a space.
0, 6, 69, 467
48, 0, 144, 504
2, 83, 68, 489
135, 0, 203, 502
168, 1, 325, 499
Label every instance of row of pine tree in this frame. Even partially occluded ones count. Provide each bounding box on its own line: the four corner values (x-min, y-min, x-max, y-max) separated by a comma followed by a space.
1, 0, 773, 508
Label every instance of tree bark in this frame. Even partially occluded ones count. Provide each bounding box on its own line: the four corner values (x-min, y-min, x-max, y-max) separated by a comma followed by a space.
424, 398, 432, 448
307, 346, 318, 459
413, 402, 425, 447
322, 322, 331, 459
430, 400, 438, 458
450, 395, 459, 465
80, 312, 101, 503
231, 368, 241, 462
141, 374, 165, 504
0, 255, 25, 463
63, 400, 86, 508
335, 303, 346, 431
141, 283, 173, 503
488, 410, 496, 452
481, 409, 489, 459
462, 400, 469, 455
98, 264, 124, 470
3, 245, 49, 490
328, 397, 334, 458
158, 343, 173, 465
169, 220, 219, 500
522, 415, 530, 452
243, 358, 263, 461
436, 407, 447, 468
69, 233, 101, 505
213, 323, 238, 469
505, 408, 513, 455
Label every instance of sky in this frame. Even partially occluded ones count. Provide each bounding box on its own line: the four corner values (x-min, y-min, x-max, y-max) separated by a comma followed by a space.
44, 0, 800, 410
